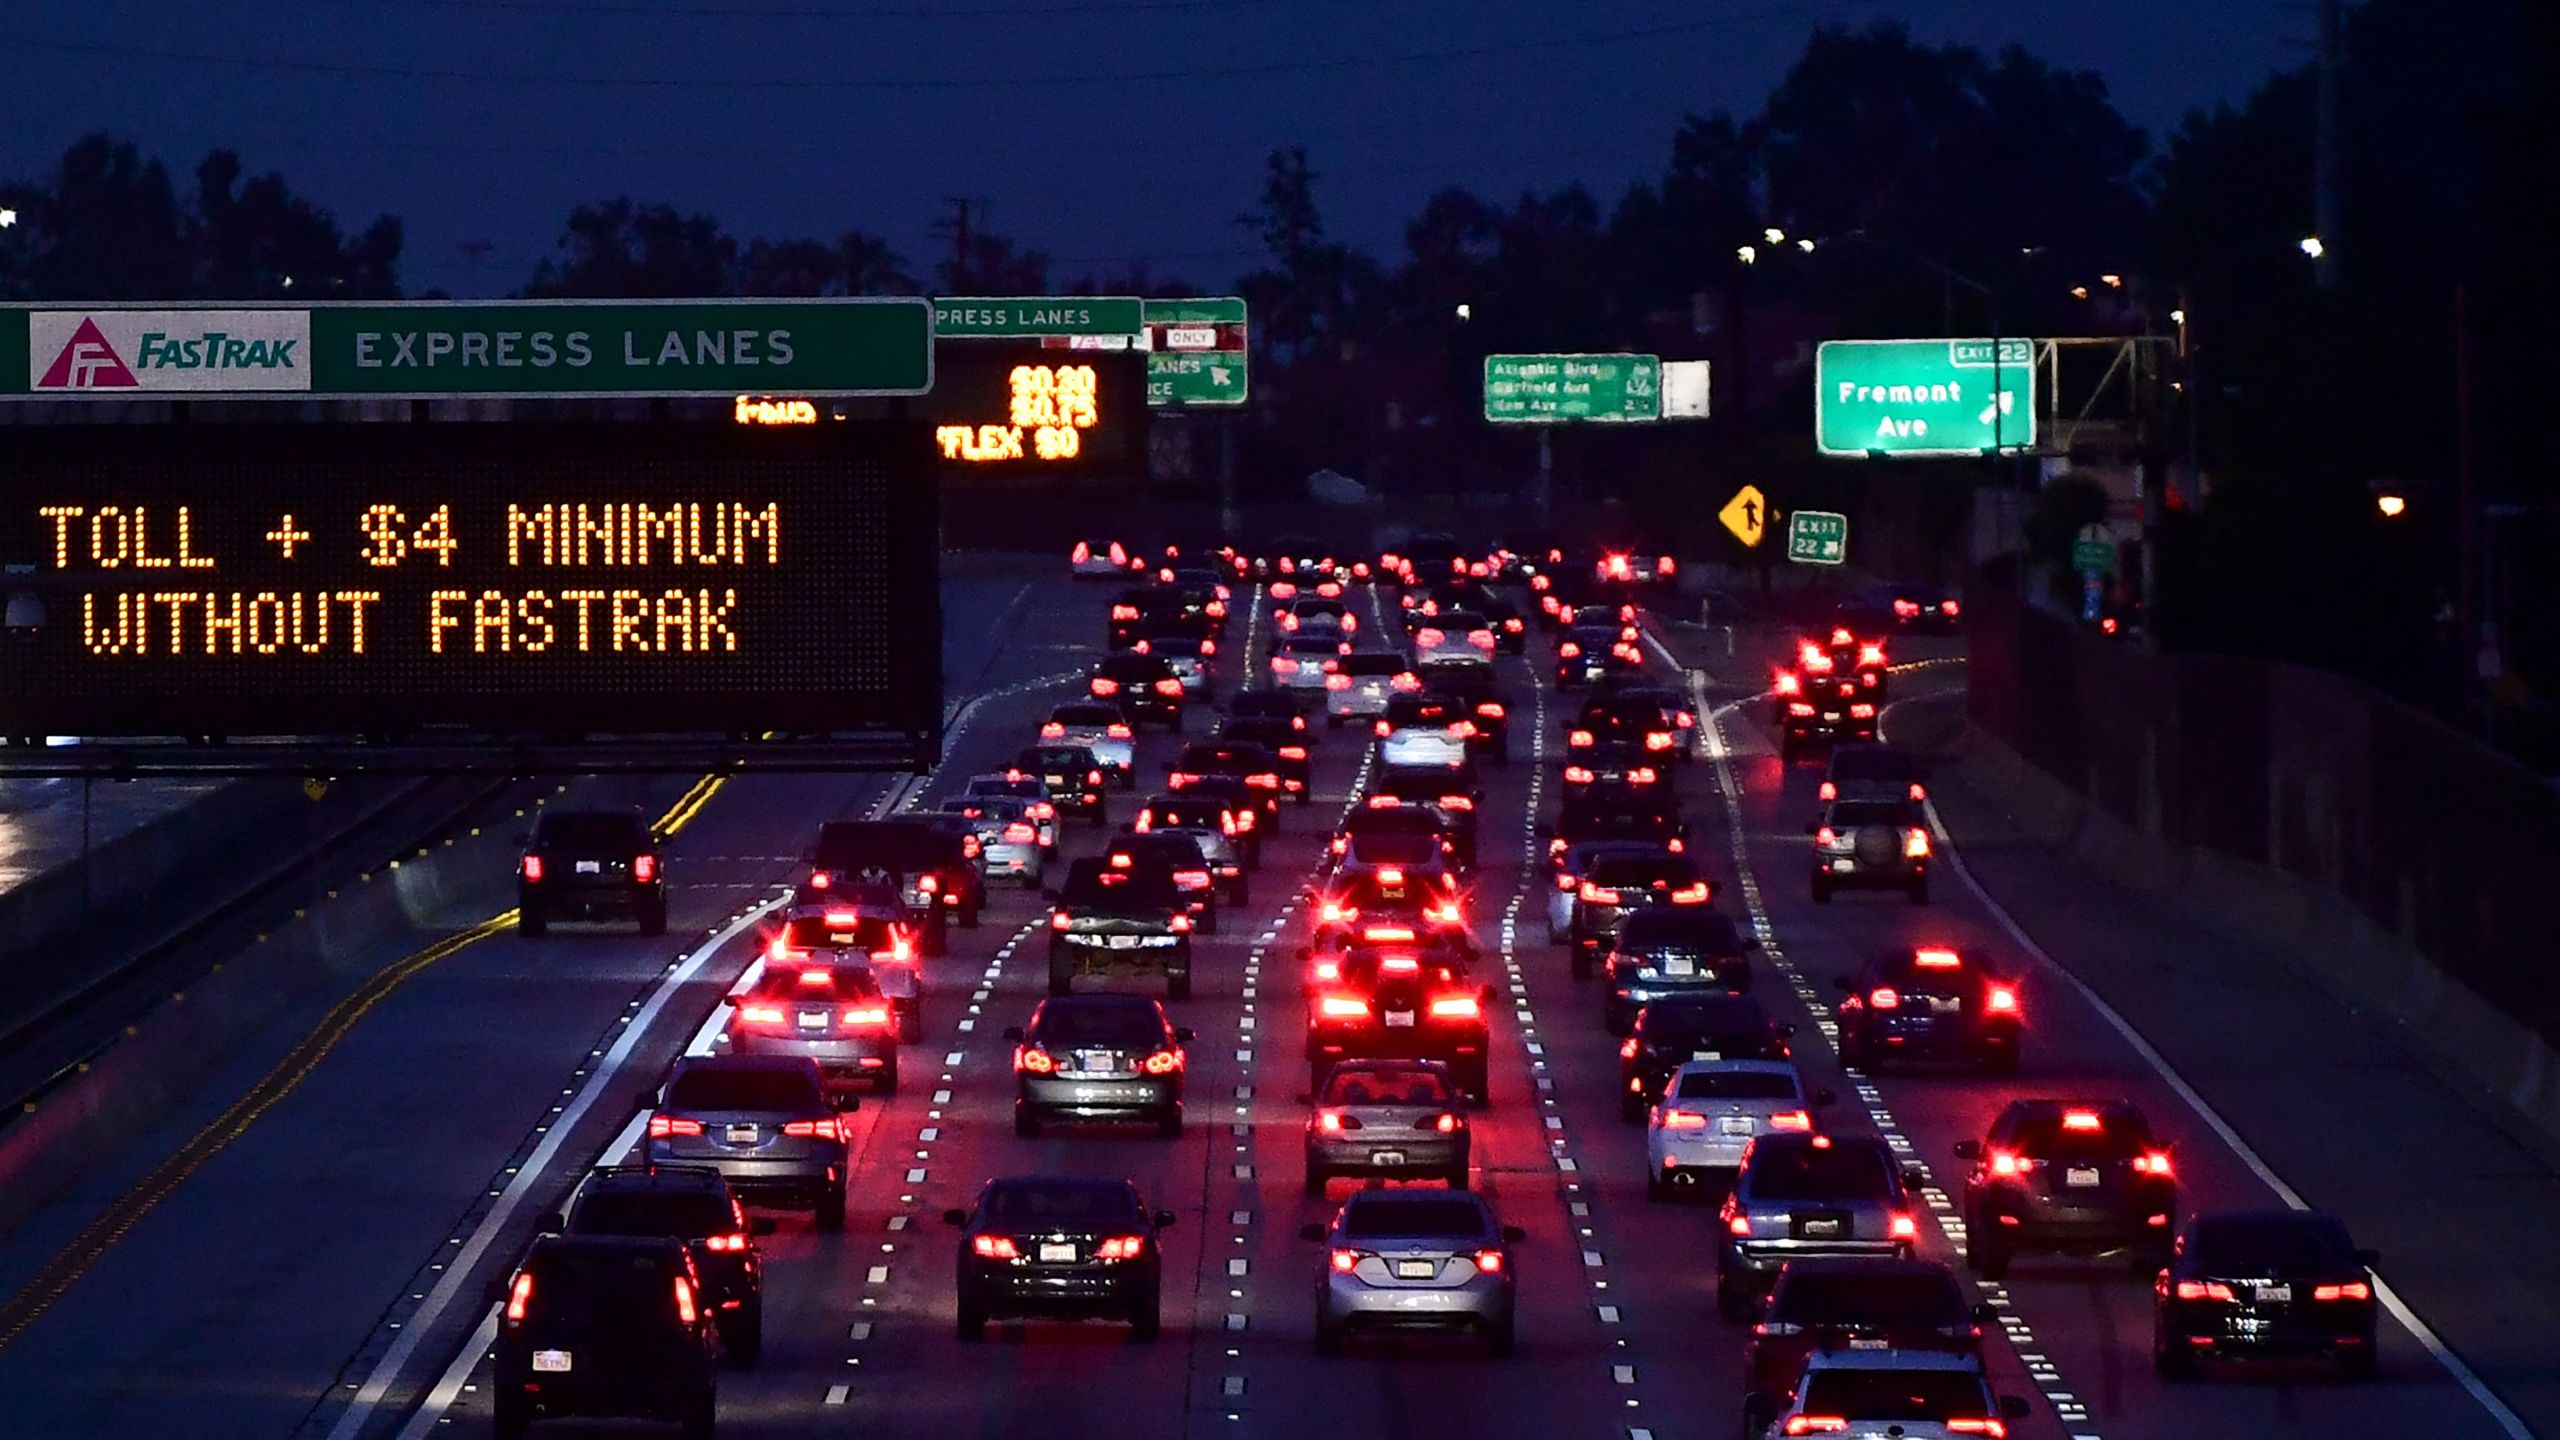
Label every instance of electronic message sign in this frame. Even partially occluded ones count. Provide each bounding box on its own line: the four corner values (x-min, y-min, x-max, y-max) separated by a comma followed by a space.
930, 343, 1147, 475
0, 422, 940, 758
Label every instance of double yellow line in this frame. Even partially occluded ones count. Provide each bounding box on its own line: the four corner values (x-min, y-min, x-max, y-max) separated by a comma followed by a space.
0, 772, 730, 1352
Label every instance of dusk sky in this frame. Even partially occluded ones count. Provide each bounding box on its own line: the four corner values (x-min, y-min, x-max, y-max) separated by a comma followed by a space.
2, 0, 2300, 297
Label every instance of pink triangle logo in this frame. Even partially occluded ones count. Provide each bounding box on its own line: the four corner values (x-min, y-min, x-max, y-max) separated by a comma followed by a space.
37, 317, 140, 388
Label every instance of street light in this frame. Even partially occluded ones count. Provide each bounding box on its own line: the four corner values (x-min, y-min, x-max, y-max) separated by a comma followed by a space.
2376, 492, 2408, 518
0, 208, 17, 229
1736, 244, 1757, 265
1453, 303, 1471, 322
2298, 235, 2326, 260
1795, 238, 1815, 254
1762, 227, 1786, 245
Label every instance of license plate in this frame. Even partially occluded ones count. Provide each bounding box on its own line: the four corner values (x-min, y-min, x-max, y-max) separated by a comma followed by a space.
1372, 1151, 1406, 1167
1395, 1259, 1438, 1279
725, 1124, 757, 1143
531, 1350, 573, 1373
797, 1012, 829, 1030
1801, 1218, 1843, 1237
1044, 775, 1067, 787
1038, 1242, 1078, 1263
1380, 886, 1407, 900
1384, 1012, 1416, 1028
1927, 996, 1964, 1015
1690, 1050, 1722, 1062
1720, 1116, 1756, 1135
1078, 1053, 1119, 1073
2256, 1284, 2292, 1303
574, 860, 602, 875
2064, 1166, 2102, 1188
1663, 958, 1696, 976
1106, 935, 1143, 950
1849, 1338, 1889, 1351
1822, 712, 1842, 722
1831, 859, 1855, 873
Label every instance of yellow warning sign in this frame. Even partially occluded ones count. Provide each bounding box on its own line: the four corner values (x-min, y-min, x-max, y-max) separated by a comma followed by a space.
1719, 485, 1766, 548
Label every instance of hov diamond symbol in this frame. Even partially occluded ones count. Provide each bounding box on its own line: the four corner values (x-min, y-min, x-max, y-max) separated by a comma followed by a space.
36, 317, 138, 389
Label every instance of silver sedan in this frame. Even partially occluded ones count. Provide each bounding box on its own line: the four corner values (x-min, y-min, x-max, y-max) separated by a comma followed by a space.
1304, 1059, 1471, 1193
1305, 1190, 1520, 1354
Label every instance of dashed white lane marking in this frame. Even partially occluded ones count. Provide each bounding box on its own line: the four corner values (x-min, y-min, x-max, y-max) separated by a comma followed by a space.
825, 1384, 850, 1405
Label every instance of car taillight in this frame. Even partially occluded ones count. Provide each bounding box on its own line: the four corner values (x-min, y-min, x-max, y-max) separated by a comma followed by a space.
1373, 719, 1393, 738
1330, 1249, 1359, 1273
1905, 830, 1931, 858
1279, 745, 1307, 760
1768, 1110, 1813, 1131
1325, 673, 1352, 690
1390, 673, 1420, 692
917, 874, 939, 894
520, 854, 544, 884
1818, 780, 1837, 801
703, 1231, 749, 1253
649, 1116, 704, 1138
1050, 911, 1073, 930
1319, 995, 1371, 1018
1096, 1236, 1147, 1261
1869, 986, 1900, 1009
1727, 1213, 1752, 1236
1041, 722, 1065, 738
1850, 703, 1877, 719
1814, 827, 1837, 847
1986, 985, 2019, 1013
1564, 766, 1595, 785
1433, 1113, 1463, 1134
2176, 1280, 2237, 1302
1988, 1148, 2023, 1176
1657, 1110, 1708, 1130
1670, 882, 1709, 904
2136, 1151, 2173, 1176
1142, 1049, 1183, 1074
1472, 1250, 1504, 1274
842, 1005, 891, 1027
1316, 1110, 1349, 1133
1558, 642, 1582, 659
1909, 782, 1929, 801
1169, 913, 1194, 933
1092, 677, 1120, 695
1620, 1036, 1640, 1059
2314, 1282, 2371, 1301
504, 1271, 534, 1321
781, 1117, 843, 1141
1003, 822, 1039, 843
1017, 1046, 1056, 1073
1107, 723, 1133, 738
974, 1235, 1020, 1259
1112, 604, 1139, 620
1788, 703, 1816, 717
1783, 1419, 1849, 1436
1943, 599, 1961, 616
1580, 883, 1621, 904
739, 1004, 787, 1025
2062, 1109, 2103, 1131
1429, 996, 1480, 1019
1889, 1213, 1918, 1239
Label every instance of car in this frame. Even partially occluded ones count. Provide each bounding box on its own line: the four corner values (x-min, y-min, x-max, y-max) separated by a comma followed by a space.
517, 809, 665, 937
1104, 583, 1182, 651
1394, 532, 1470, 587
1276, 594, 1358, 640
1764, 1349, 2030, 1439
1167, 748, 1285, 830
556, 1164, 775, 1366
1102, 831, 1224, 929
1602, 907, 1757, 1033
1326, 823, 1463, 893
1045, 857, 1195, 999
946, 1176, 1177, 1341
1593, 549, 1677, 589
1543, 794, 1690, 879
1820, 742, 1927, 805
1303, 1190, 1522, 1355
720, 954, 902, 1093
805, 819, 981, 949
1645, 1059, 1830, 1199
1619, 993, 1793, 1122
1832, 945, 2021, 1073
1840, 580, 1964, 636
1327, 807, 1466, 892
1774, 650, 1879, 758
932, 794, 1046, 888
1558, 739, 1668, 797
1163, 566, 1233, 624
1306, 945, 1494, 1100
1090, 652, 1186, 730
1325, 650, 1417, 726
1272, 633, 1351, 696
1809, 797, 1933, 903
1308, 857, 1466, 948
1716, 1132, 1923, 1319
1567, 849, 1714, 977
1372, 692, 1477, 769
1414, 661, 1512, 763
962, 771, 1062, 845
1132, 618, 1218, 696
1569, 692, 1687, 763
1366, 762, 1482, 867
1013, 743, 1110, 824
1216, 716, 1314, 803
1040, 702, 1136, 783
1554, 622, 1643, 688
1069, 537, 1144, 579
1130, 793, 1254, 893
1007, 994, 1194, 1137
1586, 677, 1697, 747
1740, 1257, 1992, 1437
1304, 1058, 1472, 1193
763, 896, 922, 1042
1410, 610, 1495, 667
1227, 686, 1317, 731
1955, 1100, 2176, 1278
491, 1234, 719, 1440
1545, 837, 1678, 943
645, 1055, 855, 1229
2152, 1209, 2381, 1379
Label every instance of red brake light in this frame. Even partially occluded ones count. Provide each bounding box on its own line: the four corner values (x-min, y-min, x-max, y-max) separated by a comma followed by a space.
2314, 1282, 2371, 1301
2176, 1280, 2237, 1302
1092, 677, 1120, 696
974, 1235, 1020, 1259
739, 1004, 788, 1025
1558, 642, 1581, 658
1620, 1036, 1640, 1059
1768, 1110, 1813, 1131
2062, 1109, 2104, 1132
781, 1117, 843, 1141
1868, 986, 1900, 1009
1889, 1213, 1919, 1239
1142, 1049, 1183, 1075
1904, 830, 1930, 857
1107, 723, 1132, 738
1569, 728, 1595, 747
1910, 782, 1929, 801
1669, 882, 1710, 905
1434, 1113, 1462, 1134
1316, 1110, 1345, 1133
1472, 1250, 1504, 1274
1775, 672, 1801, 695
520, 854, 544, 884
1658, 1110, 1709, 1130
1072, 542, 1093, 564
1330, 1249, 1359, 1273
1728, 1213, 1753, 1237
504, 1270, 534, 1321
672, 1275, 699, 1325
649, 1115, 704, 1138
1051, 910, 1073, 930
1818, 780, 1837, 801
1155, 678, 1184, 696
1319, 995, 1371, 1018
1016, 1046, 1056, 1074
1170, 913, 1194, 933
702, 1231, 749, 1253
1850, 702, 1878, 719
1580, 883, 1621, 904
1428, 995, 1480, 1019
1378, 867, 1405, 885
1945, 1424, 2005, 1438
1815, 827, 1838, 847
2137, 1150, 2173, 1176
841, 1005, 890, 1027
1988, 1148, 2023, 1176
1096, 1236, 1147, 1261
1985, 985, 2019, 1013
630, 854, 658, 883
1913, 948, 1962, 967
1783, 1418, 1848, 1436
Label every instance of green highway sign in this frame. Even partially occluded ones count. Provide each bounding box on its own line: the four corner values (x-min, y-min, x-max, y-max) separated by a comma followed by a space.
1787, 510, 1849, 566
1143, 297, 1248, 407
1483, 353, 1660, 423
2074, 536, 2119, 576
934, 296, 1142, 338
1815, 338, 2036, 457
1, 299, 934, 399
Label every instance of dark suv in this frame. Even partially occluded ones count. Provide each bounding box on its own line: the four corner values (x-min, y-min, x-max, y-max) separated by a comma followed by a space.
492, 1234, 718, 1440
644, 1055, 855, 1229
1956, 1099, 2176, 1278
557, 1164, 775, 1365
1740, 1257, 1990, 1437
805, 819, 983, 951
518, 809, 664, 937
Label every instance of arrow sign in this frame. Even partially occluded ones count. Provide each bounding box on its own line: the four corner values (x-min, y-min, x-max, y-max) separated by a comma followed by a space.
1719, 485, 1767, 548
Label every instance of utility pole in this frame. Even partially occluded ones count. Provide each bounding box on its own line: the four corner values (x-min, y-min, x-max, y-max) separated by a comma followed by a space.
930, 197, 977, 289
2313, 0, 2343, 289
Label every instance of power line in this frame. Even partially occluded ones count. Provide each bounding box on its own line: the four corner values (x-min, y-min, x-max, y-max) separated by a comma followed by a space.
389, 0, 1335, 17
0, 6, 1855, 92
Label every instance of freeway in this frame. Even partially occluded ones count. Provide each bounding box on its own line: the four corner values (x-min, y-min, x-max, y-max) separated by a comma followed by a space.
0, 562, 2544, 1440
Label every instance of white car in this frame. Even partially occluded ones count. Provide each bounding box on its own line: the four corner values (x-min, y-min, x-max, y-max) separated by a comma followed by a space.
1276, 595, 1357, 642
1644, 1060, 1830, 1199
1410, 612, 1496, 668
1272, 634, 1348, 696
1070, 538, 1140, 579
933, 794, 1046, 887
1042, 703, 1136, 782
1325, 652, 1415, 728
1764, 1350, 2028, 1440
963, 774, 1059, 848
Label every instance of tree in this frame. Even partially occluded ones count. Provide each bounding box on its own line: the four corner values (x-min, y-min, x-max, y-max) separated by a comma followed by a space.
526, 199, 735, 298
192, 150, 402, 299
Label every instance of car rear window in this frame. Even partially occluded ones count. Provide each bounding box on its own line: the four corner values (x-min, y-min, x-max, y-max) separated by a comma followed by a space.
1673, 1070, 1798, 1101
2191, 1217, 2354, 1272
748, 964, 882, 1001
1353, 833, 1441, 865
1052, 705, 1122, 726
1747, 1145, 1893, 1201
526, 1245, 683, 1320
1323, 1069, 1453, 1106
1772, 1271, 1963, 1327
1620, 912, 1744, 951
782, 913, 900, 950
984, 1182, 1140, 1222
1341, 1198, 1487, 1239
1641, 996, 1764, 1032
1828, 802, 1916, 829
664, 1067, 821, 1113
573, 1191, 735, 1239
1798, 1369, 1990, 1419
1022, 748, 1091, 770
1338, 653, 1408, 676
2009, 1111, 2148, 1158
1064, 871, 1178, 907
1034, 1002, 1169, 1048
537, 814, 642, 851
1587, 856, 1694, 886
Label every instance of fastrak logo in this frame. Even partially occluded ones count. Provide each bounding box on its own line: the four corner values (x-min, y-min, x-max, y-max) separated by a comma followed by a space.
28, 310, 312, 394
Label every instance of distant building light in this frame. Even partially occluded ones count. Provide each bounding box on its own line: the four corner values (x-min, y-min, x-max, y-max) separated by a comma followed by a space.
2376, 493, 2408, 519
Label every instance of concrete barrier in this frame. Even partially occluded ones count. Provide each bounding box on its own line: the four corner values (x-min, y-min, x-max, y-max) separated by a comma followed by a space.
1957, 721, 2560, 1152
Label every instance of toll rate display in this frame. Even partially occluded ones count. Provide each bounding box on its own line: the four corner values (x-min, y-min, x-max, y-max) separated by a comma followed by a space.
930, 342, 1145, 476
0, 421, 940, 743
